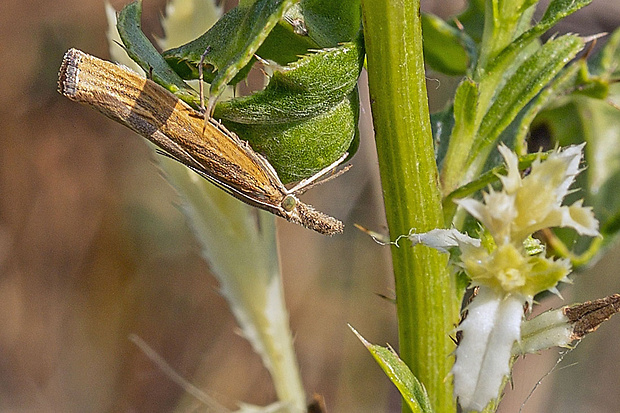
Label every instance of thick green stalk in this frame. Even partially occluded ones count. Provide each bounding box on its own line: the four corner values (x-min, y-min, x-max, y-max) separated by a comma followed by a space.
360, 1, 458, 412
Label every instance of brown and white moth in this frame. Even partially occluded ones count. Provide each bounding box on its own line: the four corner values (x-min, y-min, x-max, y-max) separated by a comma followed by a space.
58, 49, 344, 235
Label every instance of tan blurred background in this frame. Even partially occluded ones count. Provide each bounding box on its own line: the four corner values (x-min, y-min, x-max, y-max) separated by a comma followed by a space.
0, 0, 618, 412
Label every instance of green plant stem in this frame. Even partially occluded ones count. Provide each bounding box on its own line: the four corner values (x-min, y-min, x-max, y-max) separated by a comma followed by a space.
360, 1, 459, 412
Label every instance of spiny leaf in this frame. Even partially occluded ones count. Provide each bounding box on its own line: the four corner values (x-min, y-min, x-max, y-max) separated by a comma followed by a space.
117, 1, 201, 108
215, 41, 364, 122
257, 0, 363, 64
487, 0, 592, 75
162, 0, 296, 101
472, 34, 584, 160
541, 0, 592, 31
350, 326, 433, 413
298, 0, 362, 47
215, 40, 364, 183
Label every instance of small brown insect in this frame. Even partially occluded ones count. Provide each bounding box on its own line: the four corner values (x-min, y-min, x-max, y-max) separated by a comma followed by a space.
58, 49, 344, 235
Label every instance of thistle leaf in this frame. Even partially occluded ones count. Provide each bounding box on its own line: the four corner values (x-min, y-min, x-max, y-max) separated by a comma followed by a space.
350, 326, 433, 413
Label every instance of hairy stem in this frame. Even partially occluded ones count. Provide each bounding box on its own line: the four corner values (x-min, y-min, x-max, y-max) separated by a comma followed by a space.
360, 0, 459, 411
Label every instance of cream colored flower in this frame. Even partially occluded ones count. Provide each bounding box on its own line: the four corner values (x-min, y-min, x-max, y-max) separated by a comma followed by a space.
459, 242, 571, 297
448, 144, 600, 411
455, 143, 598, 297
457, 144, 598, 248
406, 144, 599, 412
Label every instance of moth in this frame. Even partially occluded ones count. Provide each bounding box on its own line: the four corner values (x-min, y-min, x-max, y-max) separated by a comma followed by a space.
58, 49, 344, 235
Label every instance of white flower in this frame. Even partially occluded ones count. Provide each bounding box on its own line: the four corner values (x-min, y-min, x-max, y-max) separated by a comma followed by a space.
456, 144, 598, 248
451, 144, 599, 411
452, 287, 524, 412
405, 144, 599, 411
455, 144, 597, 297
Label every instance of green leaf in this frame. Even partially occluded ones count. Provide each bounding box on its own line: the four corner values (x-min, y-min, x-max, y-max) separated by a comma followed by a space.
215, 41, 363, 122
589, 28, 620, 79
256, 16, 320, 65
472, 34, 585, 160
540, 0, 592, 31
162, 0, 296, 101
470, 0, 591, 139
116, 1, 201, 109
452, 79, 479, 151
476, 0, 537, 72
440, 79, 479, 195
514, 30, 620, 153
421, 13, 474, 76
486, 0, 592, 75
222, 90, 359, 183
350, 327, 434, 413
511, 60, 582, 153
257, 0, 363, 64
214, 40, 363, 183
299, 0, 362, 47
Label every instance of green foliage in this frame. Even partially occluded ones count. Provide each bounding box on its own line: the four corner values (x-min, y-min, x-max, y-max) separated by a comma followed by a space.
214, 40, 363, 182
116, 1, 202, 108
431, 0, 593, 201
472, 35, 584, 157
298, 0, 362, 47
113, 0, 620, 410
351, 327, 433, 413
163, 0, 296, 99
116, 0, 363, 183
366, 0, 620, 409
485, 0, 592, 76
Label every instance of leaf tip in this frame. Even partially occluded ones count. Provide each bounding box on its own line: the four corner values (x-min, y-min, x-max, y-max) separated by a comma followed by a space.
348, 324, 371, 348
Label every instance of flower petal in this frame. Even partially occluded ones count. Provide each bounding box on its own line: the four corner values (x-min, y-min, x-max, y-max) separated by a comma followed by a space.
453, 287, 524, 412
407, 228, 481, 253
564, 200, 599, 236
497, 144, 522, 194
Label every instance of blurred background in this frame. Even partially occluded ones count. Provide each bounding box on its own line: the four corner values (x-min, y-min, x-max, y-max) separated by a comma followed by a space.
0, 0, 619, 411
